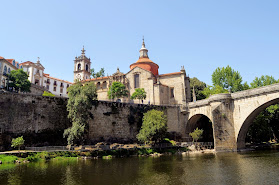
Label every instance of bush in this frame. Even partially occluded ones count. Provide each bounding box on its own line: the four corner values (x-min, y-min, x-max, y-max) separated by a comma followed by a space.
0, 155, 18, 163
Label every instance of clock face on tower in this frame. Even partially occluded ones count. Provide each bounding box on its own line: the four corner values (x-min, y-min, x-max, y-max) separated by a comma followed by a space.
76, 74, 81, 81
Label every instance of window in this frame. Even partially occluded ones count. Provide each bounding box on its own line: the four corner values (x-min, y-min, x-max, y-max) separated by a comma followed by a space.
4, 66, 7, 74
53, 86, 56, 91
86, 64, 88, 72
12, 60, 15, 66
60, 88, 63, 93
35, 79, 39, 85
20, 66, 23, 69
96, 82, 101, 89
60, 83, 64, 87
67, 84, 69, 88
46, 85, 49, 90
17, 63, 19, 68
134, 74, 139, 88
8, 68, 10, 73
103, 81, 107, 89
46, 79, 50, 84
170, 88, 174, 98
77, 63, 81, 70
54, 81, 57, 86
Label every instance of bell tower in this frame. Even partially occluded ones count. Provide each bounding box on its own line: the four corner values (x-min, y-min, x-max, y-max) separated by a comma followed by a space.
74, 46, 91, 82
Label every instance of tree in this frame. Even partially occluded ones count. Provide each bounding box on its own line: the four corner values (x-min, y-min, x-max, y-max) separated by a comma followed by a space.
137, 109, 168, 144
11, 136, 25, 152
190, 77, 207, 101
189, 128, 203, 142
202, 85, 229, 98
63, 81, 97, 146
212, 65, 243, 92
131, 88, 147, 103
91, 68, 105, 78
8, 69, 31, 92
250, 75, 278, 89
108, 82, 128, 100
42, 91, 55, 97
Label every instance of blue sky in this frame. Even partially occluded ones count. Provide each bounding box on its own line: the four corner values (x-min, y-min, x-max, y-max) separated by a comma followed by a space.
1, 0, 279, 85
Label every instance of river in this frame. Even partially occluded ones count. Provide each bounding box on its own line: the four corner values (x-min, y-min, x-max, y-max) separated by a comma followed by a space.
0, 150, 279, 185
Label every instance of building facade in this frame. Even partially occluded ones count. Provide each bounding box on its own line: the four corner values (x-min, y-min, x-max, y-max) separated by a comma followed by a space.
80, 40, 191, 105
0, 57, 20, 89
0, 56, 72, 97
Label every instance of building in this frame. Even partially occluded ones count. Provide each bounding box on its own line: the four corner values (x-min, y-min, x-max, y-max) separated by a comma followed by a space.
79, 39, 191, 105
0, 57, 20, 88
20, 58, 72, 97
0, 56, 72, 97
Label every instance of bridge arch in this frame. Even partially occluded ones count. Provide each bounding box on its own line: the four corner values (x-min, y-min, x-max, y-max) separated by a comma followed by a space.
185, 114, 214, 144
237, 98, 279, 149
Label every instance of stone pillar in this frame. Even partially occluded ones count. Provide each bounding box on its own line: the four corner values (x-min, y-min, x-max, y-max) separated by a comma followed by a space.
209, 94, 237, 152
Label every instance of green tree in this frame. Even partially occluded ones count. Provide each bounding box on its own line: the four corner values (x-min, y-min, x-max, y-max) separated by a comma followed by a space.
190, 77, 207, 101
42, 91, 55, 97
202, 85, 229, 98
212, 65, 243, 92
108, 82, 128, 100
189, 128, 203, 142
63, 82, 97, 146
8, 69, 31, 92
250, 75, 278, 89
131, 88, 147, 103
91, 68, 105, 78
137, 109, 168, 144
11, 136, 25, 151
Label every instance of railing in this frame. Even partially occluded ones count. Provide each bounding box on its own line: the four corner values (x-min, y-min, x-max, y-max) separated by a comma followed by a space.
25, 146, 68, 151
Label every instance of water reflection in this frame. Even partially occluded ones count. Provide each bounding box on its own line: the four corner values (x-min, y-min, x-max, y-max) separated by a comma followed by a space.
0, 151, 279, 185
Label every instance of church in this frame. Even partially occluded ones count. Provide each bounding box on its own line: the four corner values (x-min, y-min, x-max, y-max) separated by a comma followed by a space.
75, 40, 191, 105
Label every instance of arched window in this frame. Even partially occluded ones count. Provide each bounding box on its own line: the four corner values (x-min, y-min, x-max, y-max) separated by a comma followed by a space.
17, 63, 19, 68
4, 66, 7, 74
103, 81, 107, 89
86, 64, 89, 72
8, 68, 10, 74
77, 63, 81, 70
12, 60, 15, 66
96, 82, 101, 90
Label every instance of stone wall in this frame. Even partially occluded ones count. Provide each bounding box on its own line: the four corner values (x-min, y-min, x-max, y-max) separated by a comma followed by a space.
0, 92, 185, 150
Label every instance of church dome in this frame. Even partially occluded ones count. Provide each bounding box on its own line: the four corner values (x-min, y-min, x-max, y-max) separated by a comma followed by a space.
130, 39, 159, 76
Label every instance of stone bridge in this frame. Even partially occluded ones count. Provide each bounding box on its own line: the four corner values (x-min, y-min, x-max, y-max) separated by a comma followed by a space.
185, 83, 279, 152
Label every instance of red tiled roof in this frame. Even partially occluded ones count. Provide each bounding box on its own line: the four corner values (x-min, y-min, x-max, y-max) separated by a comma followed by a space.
20, 61, 34, 65
158, 72, 181, 77
81, 76, 110, 82
43, 73, 73, 84
0, 56, 4, 59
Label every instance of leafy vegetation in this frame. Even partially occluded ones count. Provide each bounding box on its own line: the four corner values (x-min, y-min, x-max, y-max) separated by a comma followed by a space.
91, 68, 105, 78
11, 136, 25, 151
0, 155, 18, 163
42, 91, 55, 97
64, 81, 97, 146
189, 128, 204, 142
131, 88, 147, 103
8, 69, 31, 92
190, 77, 207, 101
137, 110, 167, 144
107, 81, 128, 100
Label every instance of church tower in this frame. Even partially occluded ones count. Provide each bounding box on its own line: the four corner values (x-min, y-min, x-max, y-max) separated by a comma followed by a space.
74, 46, 91, 81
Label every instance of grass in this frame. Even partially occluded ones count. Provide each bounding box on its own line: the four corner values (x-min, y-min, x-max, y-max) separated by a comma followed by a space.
0, 155, 18, 164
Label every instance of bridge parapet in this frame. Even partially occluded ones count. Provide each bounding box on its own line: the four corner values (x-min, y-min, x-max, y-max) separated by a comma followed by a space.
188, 93, 232, 109
232, 83, 279, 100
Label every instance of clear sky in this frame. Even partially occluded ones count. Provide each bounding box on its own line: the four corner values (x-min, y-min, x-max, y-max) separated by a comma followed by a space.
1, 0, 279, 85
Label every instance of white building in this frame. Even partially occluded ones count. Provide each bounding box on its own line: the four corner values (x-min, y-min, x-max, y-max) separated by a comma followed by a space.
20, 58, 72, 97
0, 56, 72, 97
0, 57, 20, 89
